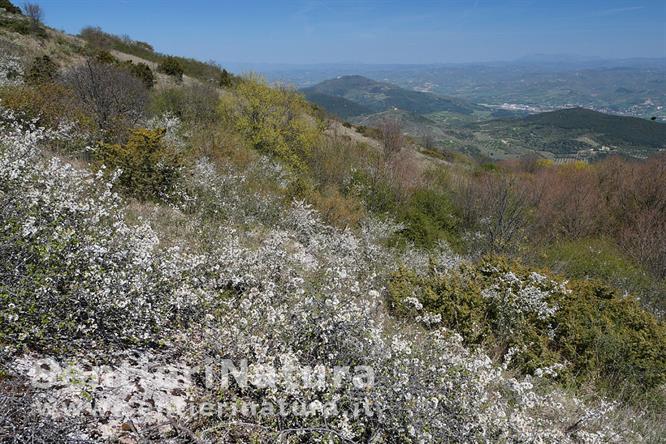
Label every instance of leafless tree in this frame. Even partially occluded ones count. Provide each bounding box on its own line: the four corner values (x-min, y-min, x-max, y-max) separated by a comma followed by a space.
22, 2, 42, 23
64, 59, 148, 140
458, 173, 534, 254
379, 118, 403, 159
421, 132, 436, 150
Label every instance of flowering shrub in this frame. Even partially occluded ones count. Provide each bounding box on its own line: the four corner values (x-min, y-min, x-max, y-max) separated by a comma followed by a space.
0, 83, 95, 144
0, 53, 23, 87
170, 207, 633, 443
0, 107, 208, 355
0, 105, 656, 441
219, 76, 322, 173
142, 112, 186, 149
389, 256, 666, 396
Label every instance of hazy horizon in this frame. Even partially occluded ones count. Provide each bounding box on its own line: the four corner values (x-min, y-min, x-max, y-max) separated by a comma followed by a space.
37, 0, 666, 65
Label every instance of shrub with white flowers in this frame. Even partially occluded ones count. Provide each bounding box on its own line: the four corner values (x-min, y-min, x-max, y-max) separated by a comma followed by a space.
0, 105, 654, 442
0, 105, 212, 355
0, 53, 23, 87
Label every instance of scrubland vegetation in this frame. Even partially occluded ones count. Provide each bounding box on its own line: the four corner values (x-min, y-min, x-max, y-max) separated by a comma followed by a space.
0, 4, 664, 442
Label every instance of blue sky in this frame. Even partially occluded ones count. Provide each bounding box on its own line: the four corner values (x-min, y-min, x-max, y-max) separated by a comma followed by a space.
37, 0, 665, 64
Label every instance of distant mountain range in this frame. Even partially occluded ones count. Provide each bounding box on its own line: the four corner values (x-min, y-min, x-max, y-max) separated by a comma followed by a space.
300, 75, 666, 160
251, 59, 666, 122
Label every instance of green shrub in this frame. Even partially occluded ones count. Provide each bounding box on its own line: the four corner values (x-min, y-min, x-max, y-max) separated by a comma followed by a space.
24, 55, 58, 85
158, 56, 184, 81
388, 256, 666, 401
93, 49, 119, 64
219, 76, 322, 173
149, 87, 186, 117
96, 128, 184, 201
395, 188, 461, 249
218, 68, 235, 87
537, 238, 666, 316
350, 170, 398, 214
557, 279, 666, 394
0, 13, 46, 37
80, 27, 227, 83
122, 61, 154, 89
149, 84, 218, 123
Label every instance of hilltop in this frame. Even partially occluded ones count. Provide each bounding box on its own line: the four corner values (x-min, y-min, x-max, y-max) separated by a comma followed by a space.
302, 74, 480, 116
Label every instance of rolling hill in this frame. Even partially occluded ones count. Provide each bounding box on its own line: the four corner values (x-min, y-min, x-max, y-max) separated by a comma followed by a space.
522, 107, 666, 148
304, 91, 373, 119
469, 107, 666, 158
301, 75, 481, 117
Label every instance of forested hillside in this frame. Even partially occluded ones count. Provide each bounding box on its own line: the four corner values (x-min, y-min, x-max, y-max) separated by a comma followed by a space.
302, 75, 480, 115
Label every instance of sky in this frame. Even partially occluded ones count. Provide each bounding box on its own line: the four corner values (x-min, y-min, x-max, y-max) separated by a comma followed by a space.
37, 0, 666, 65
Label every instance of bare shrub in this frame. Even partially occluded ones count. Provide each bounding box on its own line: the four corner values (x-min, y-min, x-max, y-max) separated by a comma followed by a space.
606, 153, 666, 277
181, 83, 219, 124
22, 1, 41, 23
421, 131, 436, 150
387, 148, 423, 203
379, 118, 403, 159
459, 172, 534, 253
533, 165, 603, 241
64, 59, 148, 140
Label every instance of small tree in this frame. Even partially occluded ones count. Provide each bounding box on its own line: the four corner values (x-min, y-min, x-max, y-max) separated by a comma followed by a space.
379, 118, 403, 159
64, 59, 148, 140
22, 2, 42, 23
158, 56, 184, 82
25, 55, 58, 84
219, 68, 234, 88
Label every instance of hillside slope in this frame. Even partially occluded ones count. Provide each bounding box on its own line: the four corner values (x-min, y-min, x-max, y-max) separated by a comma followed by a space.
523, 107, 666, 147
0, 3, 665, 442
303, 90, 373, 118
302, 75, 480, 116
470, 107, 666, 158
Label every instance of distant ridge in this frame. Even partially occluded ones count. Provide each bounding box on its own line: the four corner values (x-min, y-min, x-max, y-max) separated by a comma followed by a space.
302, 91, 373, 119
522, 107, 666, 148
301, 75, 480, 117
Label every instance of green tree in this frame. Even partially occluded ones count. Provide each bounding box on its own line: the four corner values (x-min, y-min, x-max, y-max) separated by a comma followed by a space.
25, 55, 58, 85
158, 56, 184, 82
96, 128, 183, 201
219, 68, 234, 87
